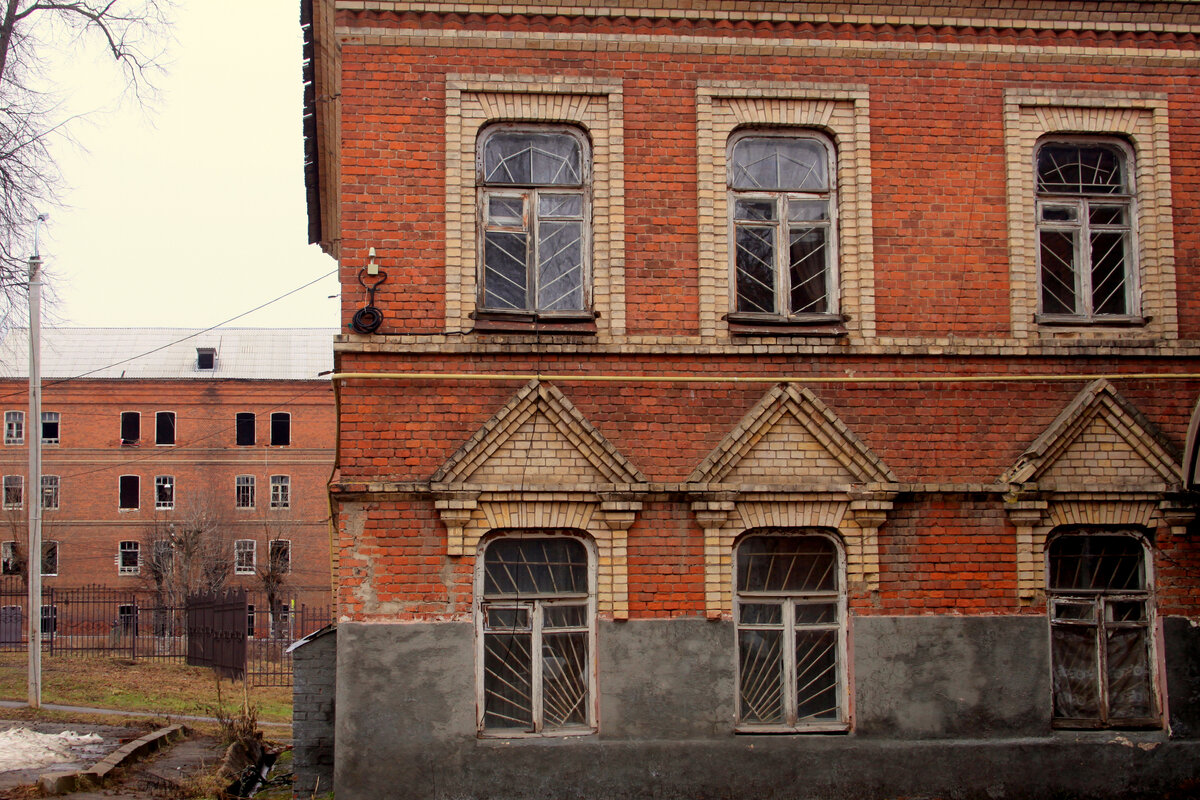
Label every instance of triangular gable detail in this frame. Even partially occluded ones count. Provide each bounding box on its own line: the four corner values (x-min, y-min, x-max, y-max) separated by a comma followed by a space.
431, 379, 645, 486
1001, 379, 1181, 486
688, 384, 895, 485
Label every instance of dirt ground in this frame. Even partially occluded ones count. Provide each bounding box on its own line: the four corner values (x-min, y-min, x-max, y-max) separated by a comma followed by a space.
0, 719, 225, 800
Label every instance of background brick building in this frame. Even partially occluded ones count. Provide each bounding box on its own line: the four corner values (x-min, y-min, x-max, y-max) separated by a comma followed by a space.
301, 1, 1200, 797
0, 328, 336, 612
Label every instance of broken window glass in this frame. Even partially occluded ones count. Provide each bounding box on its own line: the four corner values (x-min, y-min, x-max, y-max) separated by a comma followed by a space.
1036, 141, 1134, 320
479, 127, 589, 316
729, 134, 836, 319
1048, 533, 1157, 728
735, 532, 845, 730
480, 535, 592, 735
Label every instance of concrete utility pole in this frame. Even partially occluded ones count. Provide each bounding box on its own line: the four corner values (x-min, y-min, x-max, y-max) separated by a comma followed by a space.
27, 213, 45, 709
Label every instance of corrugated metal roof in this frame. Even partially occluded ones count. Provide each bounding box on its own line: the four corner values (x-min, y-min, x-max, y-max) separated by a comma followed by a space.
0, 328, 336, 380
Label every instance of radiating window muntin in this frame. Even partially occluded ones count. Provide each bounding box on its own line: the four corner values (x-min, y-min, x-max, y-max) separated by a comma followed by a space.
478, 126, 591, 316
1036, 139, 1137, 321
734, 531, 847, 732
477, 533, 595, 736
728, 132, 838, 320
1046, 532, 1158, 729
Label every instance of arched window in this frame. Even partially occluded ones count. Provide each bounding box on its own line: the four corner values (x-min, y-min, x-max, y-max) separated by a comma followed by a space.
478, 534, 595, 735
1047, 532, 1158, 727
477, 126, 590, 315
1036, 139, 1137, 321
734, 531, 847, 731
728, 132, 837, 320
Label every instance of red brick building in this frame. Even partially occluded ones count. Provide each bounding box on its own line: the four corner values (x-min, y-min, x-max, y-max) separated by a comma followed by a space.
301, 2, 1200, 797
0, 328, 336, 612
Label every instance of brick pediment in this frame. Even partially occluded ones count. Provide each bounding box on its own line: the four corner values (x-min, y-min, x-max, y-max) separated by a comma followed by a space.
431, 380, 645, 487
1000, 379, 1181, 491
688, 384, 894, 488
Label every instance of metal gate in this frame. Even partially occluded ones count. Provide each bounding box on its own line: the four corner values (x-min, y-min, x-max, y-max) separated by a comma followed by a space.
185, 589, 247, 680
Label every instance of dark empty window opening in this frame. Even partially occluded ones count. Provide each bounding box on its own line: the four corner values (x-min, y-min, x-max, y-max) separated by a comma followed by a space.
197, 348, 216, 370
41, 412, 59, 445
119, 475, 140, 511
236, 413, 255, 446
155, 412, 176, 446
270, 413, 291, 446
120, 412, 140, 445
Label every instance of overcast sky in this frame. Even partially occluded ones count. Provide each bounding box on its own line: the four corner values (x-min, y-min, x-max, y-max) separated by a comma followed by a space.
38, 0, 340, 331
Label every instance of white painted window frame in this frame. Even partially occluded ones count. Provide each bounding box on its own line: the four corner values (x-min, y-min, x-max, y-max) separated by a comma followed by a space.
732, 529, 849, 733
474, 532, 598, 738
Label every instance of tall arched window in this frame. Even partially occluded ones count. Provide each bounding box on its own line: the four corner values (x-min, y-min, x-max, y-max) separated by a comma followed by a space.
477, 534, 595, 735
1036, 139, 1137, 321
734, 531, 847, 731
477, 126, 591, 316
1047, 532, 1158, 728
728, 132, 837, 321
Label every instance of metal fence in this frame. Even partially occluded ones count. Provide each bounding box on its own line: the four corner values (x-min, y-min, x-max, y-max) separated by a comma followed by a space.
0, 577, 331, 686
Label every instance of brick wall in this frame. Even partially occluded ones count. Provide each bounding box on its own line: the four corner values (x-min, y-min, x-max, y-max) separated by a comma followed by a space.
0, 378, 335, 604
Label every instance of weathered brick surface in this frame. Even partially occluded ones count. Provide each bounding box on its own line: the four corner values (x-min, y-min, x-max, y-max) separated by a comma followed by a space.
323, 4, 1200, 628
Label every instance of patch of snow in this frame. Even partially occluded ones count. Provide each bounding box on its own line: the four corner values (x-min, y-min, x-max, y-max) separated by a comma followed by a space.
0, 728, 105, 772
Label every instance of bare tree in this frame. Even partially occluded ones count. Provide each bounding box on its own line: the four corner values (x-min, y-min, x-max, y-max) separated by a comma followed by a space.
0, 0, 170, 322
143, 488, 232, 613
250, 512, 294, 639
1, 495, 55, 589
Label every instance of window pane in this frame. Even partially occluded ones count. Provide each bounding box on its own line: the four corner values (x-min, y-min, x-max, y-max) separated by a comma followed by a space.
483, 538, 588, 597
787, 199, 829, 222
119, 476, 138, 510
734, 199, 775, 221
737, 536, 837, 594
538, 194, 583, 219
1037, 144, 1124, 195
542, 632, 589, 727
488, 195, 525, 226
1106, 627, 1154, 719
483, 632, 534, 730
1090, 205, 1127, 226
1051, 625, 1101, 719
484, 605, 530, 631
739, 602, 783, 626
730, 137, 828, 191
735, 225, 776, 314
738, 628, 784, 724
1052, 600, 1096, 622
1108, 601, 1145, 623
1041, 204, 1078, 222
536, 220, 584, 311
1090, 231, 1129, 316
794, 602, 838, 626
544, 604, 587, 629
483, 231, 528, 310
795, 629, 839, 721
1048, 536, 1145, 592
483, 132, 582, 186
1039, 229, 1079, 315
788, 226, 829, 315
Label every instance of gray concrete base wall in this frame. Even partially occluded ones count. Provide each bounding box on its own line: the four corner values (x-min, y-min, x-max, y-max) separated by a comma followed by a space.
331, 616, 1200, 800
292, 627, 336, 798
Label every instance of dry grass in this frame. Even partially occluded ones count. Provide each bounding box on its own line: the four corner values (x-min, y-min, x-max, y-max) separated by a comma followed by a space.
0, 653, 292, 723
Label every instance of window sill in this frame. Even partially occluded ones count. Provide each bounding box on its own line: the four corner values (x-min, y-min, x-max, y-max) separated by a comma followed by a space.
1036, 314, 1150, 328
472, 311, 598, 335
726, 313, 848, 338
1052, 718, 1162, 731
735, 722, 851, 734
477, 727, 597, 742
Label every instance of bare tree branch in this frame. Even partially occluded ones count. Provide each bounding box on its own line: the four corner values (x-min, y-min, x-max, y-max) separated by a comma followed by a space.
0, 0, 170, 324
